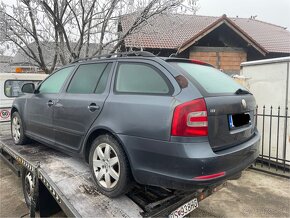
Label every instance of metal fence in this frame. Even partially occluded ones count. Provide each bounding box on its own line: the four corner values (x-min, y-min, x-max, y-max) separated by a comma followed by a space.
252, 105, 290, 178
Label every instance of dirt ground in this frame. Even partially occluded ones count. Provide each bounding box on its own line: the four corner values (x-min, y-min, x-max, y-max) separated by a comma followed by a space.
0, 159, 29, 217
0, 158, 289, 217
192, 170, 290, 217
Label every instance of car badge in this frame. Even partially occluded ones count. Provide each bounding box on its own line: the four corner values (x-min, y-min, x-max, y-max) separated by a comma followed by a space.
242, 99, 247, 109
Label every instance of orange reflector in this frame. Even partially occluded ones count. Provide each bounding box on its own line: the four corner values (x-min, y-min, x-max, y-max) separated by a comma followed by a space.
15, 67, 23, 73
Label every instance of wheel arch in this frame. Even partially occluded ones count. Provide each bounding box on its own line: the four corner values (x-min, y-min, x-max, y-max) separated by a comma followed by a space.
11, 106, 19, 117
82, 127, 133, 170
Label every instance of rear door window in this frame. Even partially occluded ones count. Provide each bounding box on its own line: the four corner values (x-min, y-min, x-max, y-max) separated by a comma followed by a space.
115, 63, 172, 95
67, 63, 112, 94
170, 62, 244, 95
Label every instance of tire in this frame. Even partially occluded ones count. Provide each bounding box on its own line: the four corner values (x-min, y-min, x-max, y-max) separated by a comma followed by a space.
21, 168, 39, 210
89, 134, 133, 197
11, 112, 29, 145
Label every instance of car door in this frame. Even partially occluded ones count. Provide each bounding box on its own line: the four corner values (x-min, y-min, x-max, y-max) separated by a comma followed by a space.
53, 62, 114, 150
25, 66, 75, 143
104, 60, 178, 141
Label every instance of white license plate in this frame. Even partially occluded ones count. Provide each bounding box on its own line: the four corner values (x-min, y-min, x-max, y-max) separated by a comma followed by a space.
169, 198, 198, 218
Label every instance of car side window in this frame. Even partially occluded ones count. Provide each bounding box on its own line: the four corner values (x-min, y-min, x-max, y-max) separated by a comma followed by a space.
38, 66, 74, 94
115, 63, 171, 94
67, 63, 112, 94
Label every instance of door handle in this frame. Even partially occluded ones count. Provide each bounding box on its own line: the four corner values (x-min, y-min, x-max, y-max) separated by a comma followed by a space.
47, 100, 54, 107
88, 103, 100, 112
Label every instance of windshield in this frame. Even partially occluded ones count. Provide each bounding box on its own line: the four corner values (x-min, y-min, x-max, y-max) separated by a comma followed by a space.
170, 62, 245, 95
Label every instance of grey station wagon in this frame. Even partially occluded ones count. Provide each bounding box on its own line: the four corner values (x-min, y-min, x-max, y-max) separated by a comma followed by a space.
11, 51, 260, 197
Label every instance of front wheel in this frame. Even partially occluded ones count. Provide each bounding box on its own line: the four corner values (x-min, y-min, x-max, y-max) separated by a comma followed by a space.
89, 134, 133, 197
11, 112, 28, 145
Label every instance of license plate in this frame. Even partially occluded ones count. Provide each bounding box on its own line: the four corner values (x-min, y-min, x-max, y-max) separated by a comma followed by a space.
169, 198, 198, 218
228, 114, 235, 129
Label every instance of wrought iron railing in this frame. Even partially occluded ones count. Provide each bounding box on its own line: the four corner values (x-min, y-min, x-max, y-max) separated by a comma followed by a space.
252, 105, 290, 178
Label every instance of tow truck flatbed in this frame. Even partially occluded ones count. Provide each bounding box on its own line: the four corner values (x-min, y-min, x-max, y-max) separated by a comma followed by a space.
0, 136, 225, 217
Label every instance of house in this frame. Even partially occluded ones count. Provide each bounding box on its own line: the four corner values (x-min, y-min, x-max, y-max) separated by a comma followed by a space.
119, 14, 290, 74
11, 42, 63, 73
11, 42, 112, 73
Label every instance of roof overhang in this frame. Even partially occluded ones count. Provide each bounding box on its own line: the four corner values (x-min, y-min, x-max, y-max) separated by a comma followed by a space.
177, 15, 268, 56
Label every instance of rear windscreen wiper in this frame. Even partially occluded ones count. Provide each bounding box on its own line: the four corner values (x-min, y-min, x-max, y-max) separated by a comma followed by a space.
235, 88, 252, 95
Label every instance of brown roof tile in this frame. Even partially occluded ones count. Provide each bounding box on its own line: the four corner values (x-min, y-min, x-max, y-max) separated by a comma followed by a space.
231, 18, 290, 53
121, 14, 290, 54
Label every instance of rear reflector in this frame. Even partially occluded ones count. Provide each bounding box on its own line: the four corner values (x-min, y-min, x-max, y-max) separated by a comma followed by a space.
171, 98, 208, 137
193, 172, 226, 180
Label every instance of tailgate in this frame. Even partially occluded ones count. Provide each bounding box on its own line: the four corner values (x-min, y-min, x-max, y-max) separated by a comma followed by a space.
205, 95, 256, 151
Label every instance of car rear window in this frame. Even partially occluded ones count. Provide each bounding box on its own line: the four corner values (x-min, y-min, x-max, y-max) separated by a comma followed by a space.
170, 62, 244, 95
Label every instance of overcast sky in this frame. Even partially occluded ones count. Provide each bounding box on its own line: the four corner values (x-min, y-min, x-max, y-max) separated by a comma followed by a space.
197, 0, 290, 30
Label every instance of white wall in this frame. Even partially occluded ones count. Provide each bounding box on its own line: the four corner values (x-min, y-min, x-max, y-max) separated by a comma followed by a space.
241, 61, 289, 108
241, 57, 290, 165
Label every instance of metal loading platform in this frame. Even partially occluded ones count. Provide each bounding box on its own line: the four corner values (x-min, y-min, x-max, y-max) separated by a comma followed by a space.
0, 136, 225, 217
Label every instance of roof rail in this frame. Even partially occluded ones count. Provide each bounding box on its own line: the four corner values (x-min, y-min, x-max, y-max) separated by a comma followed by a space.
71, 51, 155, 64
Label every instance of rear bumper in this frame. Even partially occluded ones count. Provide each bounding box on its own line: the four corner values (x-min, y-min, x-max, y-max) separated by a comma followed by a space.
118, 131, 260, 190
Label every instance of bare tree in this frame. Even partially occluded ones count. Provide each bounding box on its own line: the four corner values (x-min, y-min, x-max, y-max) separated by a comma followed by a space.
0, 0, 59, 73
0, 0, 199, 74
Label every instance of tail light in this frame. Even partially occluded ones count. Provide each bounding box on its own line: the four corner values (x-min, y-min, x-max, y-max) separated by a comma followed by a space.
171, 98, 208, 137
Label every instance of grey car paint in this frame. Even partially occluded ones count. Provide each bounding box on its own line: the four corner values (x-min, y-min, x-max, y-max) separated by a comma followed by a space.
53, 62, 115, 150
25, 93, 55, 143
11, 56, 260, 190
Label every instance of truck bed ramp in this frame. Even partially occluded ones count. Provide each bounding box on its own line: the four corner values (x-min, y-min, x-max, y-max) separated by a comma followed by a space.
0, 137, 225, 217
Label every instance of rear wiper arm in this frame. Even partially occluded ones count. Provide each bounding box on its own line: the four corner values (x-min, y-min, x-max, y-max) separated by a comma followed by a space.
235, 88, 252, 95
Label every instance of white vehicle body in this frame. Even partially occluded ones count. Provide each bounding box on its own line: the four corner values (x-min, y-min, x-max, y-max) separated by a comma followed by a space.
0, 73, 47, 135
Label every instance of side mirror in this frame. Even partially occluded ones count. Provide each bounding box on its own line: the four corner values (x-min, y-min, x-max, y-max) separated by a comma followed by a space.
21, 83, 35, 94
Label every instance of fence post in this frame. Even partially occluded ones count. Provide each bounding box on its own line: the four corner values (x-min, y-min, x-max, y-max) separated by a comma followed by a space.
261, 105, 265, 167
276, 106, 280, 171
255, 105, 258, 166
283, 107, 288, 173
268, 106, 272, 169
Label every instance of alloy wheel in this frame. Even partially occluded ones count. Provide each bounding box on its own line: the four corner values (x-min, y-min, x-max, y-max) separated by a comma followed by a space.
92, 143, 120, 189
12, 116, 21, 143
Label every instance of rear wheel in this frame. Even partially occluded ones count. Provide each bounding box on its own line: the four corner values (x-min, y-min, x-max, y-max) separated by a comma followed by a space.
21, 168, 39, 210
11, 112, 28, 145
89, 134, 133, 197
